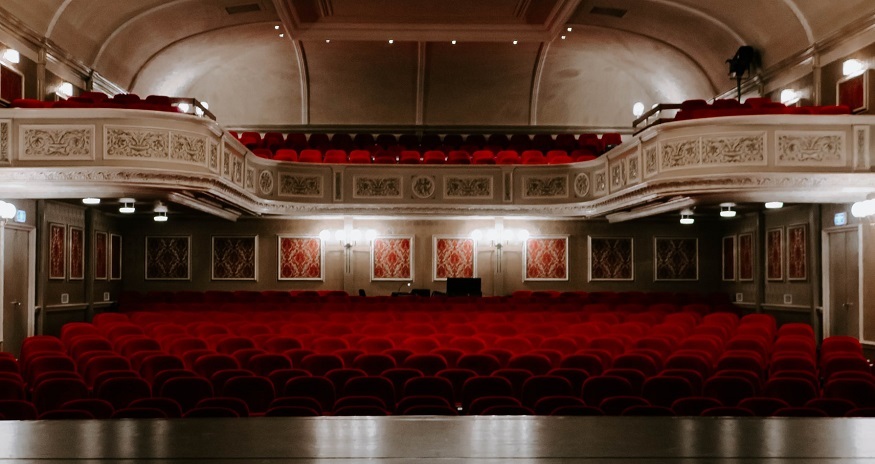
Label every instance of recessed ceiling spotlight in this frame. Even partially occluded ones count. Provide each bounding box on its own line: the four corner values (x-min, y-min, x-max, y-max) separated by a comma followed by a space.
326, 39, 330, 43
765, 201, 784, 209
680, 208, 694, 225
451, 40, 457, 45
719, 202, 737, 218
274, 25, 280, 30
82, 197, 100, 205
279, 33, 284, 38
567, 27, 573, 32
388, 39, 394, 44
560, 35, 566, 40
512, 40, 518, 45
118, 198, 135, 214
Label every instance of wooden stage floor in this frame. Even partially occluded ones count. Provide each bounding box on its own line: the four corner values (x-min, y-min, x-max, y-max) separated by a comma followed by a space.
1, 416, 873, 462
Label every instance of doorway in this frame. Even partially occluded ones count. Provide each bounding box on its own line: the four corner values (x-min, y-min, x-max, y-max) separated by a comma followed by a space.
3, 224, 34, 357
823, 226, 861, 338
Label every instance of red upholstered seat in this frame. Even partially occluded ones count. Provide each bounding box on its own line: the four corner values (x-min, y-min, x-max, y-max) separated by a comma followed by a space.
423, 150, 446, 164
298, 149, 323, 163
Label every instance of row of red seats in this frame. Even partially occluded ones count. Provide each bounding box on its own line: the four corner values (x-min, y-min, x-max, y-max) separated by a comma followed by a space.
232, 131, 623, 155
250, 147, 596, 164
11, 93, 181, 113
674, 98, 851, 121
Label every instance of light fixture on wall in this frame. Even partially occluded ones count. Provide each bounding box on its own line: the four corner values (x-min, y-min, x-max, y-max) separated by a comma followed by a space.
780, 89, 800, 105
470, 228, 529, 273
851, 197, 875, 218
320, 228, 378, 273
56, 82, 73, 99
388, 39, 394, 44
632, 102, 645, 117
2, 48, 19, 64
765, 201, 784, 209
0, 200, 16, 223
679, 208, 694, 225
843, 58, 866, 77
118, 198, 136, 214
153, 202, 168, 222
451, 40, 457, 45
719, 203, 737, 218
512, 40, 518, 45
82, 197, 101, 205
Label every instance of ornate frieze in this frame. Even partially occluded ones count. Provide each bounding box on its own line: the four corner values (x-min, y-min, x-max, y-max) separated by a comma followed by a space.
171, 133, 207, 165
104, 126, 169, 160
644, 146, 658, 177
354, 176, 402, 198
445, 176, 493, 199
853, 126, 869, 170
278, 173, 322, 197
776, 131, 846, 166
20, 125, 94, 160
411, 175, 435, 199
701, 134, 766, 165
245, 166, 256, 192
222, 145, 231, 178
259, 170, 275, 195
594, 169, 607, 194
574, 173, 590, 198
522, 175, 568, 199
0, 120, 9, 163
627, 154, 640, 183
232, 155, 244, 186
610, 163, 625, 190
209, 143, 219, 173
660, 137, 700, 170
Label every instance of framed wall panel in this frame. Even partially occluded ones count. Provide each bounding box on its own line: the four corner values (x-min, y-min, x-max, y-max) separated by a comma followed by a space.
145, 236, 190, 281
787, 224, 807, 281
94, 231, 108, 280
588, 237, 633, 281
110, 234, 123, 280
722, 236, 736, 281
654, 237, 698, 281
371, 236, 414, 281
433, 236, 476, 281
738, 233, 754, 281
278, 236, 324, 280
766, 227, 784, 281
211, 236, 258, 281
524, 236, 568, 281
48, 223, 66, 280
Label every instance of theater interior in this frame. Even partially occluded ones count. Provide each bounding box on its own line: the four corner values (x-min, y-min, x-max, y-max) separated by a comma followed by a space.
1, 0, 875, 461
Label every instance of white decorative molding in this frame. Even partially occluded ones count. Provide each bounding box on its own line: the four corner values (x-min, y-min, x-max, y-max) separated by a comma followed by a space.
20, 125, 94, 161
104, 126, 169, 160
245, 166, 256, 193
610, 162, 625, 191
170, 133, 208, 166
231, 155, 244, 186
0, 119, 10, 163
660, 137, 700, 171
411, 175, 436, 199
644, 145, 658, 178
627, 153, 640, 183
259, 170, 275, 195
222, 144, 232, 178
278, 173, 323, 197
701, 133, 767, 166
444, 176, 493, 199
522, 175, 568, 199
209, 142, 220, 173
776, 131, 846, 167
573, 173, 590, 198
353, 176, 403, 199
854, 125, 870, 170
594, 168, 607, 194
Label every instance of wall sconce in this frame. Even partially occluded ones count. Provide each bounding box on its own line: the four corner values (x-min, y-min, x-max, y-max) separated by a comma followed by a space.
719, 203, 736, 218
632, 102, 645, 117
843, 59, 866, 77
153, 202, 168, 222
56, 82, 73, 99
118, 198, 135, 214
851, 198, 875, 218
470, 228, 529, 273
2, 48, 19, 64
0, 200, 16, 223
320, 228, 378, 273
679, 208, 694, 225
780, 89, 800, 105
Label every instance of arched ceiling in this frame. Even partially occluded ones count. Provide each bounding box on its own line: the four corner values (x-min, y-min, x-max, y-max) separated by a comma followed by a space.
2, 0, 874, 126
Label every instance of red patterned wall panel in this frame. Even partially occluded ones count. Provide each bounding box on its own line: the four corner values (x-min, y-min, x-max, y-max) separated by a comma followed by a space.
372, 237, 413, 281
766, 227, 784, 281
145, 236, 190, 280
588, 237, 633, 281
279, 236, 323, 280
49, 223, 65, 280
654, 238, 698, 281
525, 237, 568, 281
68, 227, 84, 280
212, 236, 258, 280
722, 236, 736, 281
738, 233, 753, 281
787, 225, 807, 281
94, 231, 108, 280
434, 237, 475, 280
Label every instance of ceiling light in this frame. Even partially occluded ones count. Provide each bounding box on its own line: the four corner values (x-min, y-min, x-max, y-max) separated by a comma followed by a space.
82, 197, 100, 205
765, 201, 784, 209
780, 89, 799, 105
0, 201, 16, 220
560, 35, 566, 40
852, 199, 875, 217
632, 102, 645, 117
567, 27, 573, 32
3, 48, 19, 64
719, 203, 737, 218
326, 39, 331, 43
119, 198, 135, 214
679, 208, 694, 225
279, 33, 285, 38
153, 203, 168, 222
843, 59, 866, 77
512, 40, 518, 45
57, 82, 73, 98
451, 40, 457, 45
274, 25, 280, 30
388, 39, 394, 44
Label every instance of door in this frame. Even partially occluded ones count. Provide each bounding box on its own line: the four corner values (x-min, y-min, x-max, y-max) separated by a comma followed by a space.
826, 228, 860, 338
3, 226, 31, 357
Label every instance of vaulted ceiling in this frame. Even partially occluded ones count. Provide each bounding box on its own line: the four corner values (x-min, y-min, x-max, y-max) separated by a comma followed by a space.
2, 0, 873, 127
